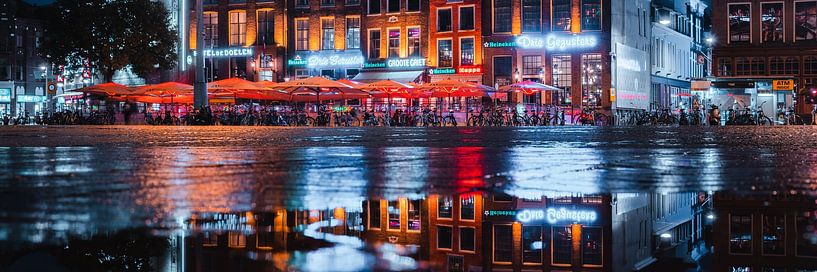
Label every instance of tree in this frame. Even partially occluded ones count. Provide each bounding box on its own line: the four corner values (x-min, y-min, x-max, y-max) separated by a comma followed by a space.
42, 0, 178, 83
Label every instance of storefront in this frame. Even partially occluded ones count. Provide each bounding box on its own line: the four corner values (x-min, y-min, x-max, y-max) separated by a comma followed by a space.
354, 57, 427, 83
0, 86, 11, 115
695, 79, 795, 125
287, 50, 365, 80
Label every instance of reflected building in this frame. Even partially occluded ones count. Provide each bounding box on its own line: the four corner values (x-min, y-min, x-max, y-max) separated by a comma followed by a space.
712, 192, 817, 271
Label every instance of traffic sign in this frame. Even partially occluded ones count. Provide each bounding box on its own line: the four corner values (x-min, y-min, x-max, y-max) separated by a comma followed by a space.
47, 82, 57, 95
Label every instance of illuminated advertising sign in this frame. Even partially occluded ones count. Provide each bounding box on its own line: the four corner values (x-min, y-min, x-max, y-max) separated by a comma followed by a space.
430, 68, 456, 75
288, 51, 364, 68
193, 47, 253, 58
516, 207, 598, 224
386, 58, 426, 68
363, 61, 387, 68
614, 43, 650, 110
483, 41, 516, 48
17, 95, 45, 103
0, 89, 10, 102
484, 210, 517, 217
457, 66, 482, 74
515, 34, 598, 50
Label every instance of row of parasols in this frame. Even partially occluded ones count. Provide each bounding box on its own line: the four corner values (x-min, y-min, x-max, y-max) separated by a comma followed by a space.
73, 76, 562, 105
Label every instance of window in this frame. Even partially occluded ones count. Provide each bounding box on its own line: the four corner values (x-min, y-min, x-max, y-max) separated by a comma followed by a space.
229, 11, 247, 46
728, 4, 751, 43
346, 68, 360, 78
438, 225, 453, 249
322, 0, 334, 6
460, 195, 475, 220
763, 215, 785, 255
368, 200, 381, 229
459, 6, 475, 30
523, 55, 542, 75
408, 199, 421, 231
203, 12, 219, 47
582, 54, 603, 106
460, 38, 474, 66
388, 0, 400, 13
388, 200, 400, 230
553, 226, 572, 264
460, 227, 475, 251
522, 226, 543, 263
493, 193, 513, 202
388, 29, 400, 58
751, 57, 766, 75
494, 56, 513, 87
228, 232, 246, 248
203, 232, 218, 246
438, 195, 453, 218
736, 57, 751, 76
295, 69, 309, 78
348, 0, 360, 5
295, 18, 309, 51
730, 214, 752, 254
796, 211, 817, 257
718, 58, 733, 76
806, 56, 817, 74
770, 57, 786, 75
522, 0, 541, 33
785, 57, 800, 75
581, 0, 601, 31
407, 0, 420, 12
494, 0, 512, 33
369, 30, 381, 59
321, 18, 335, 50
796, 1, 817, 41
407, 27, 421, 57
368, 0, 381, 15
761, 3, 784, 42
296, 0, 308, 7
582, 227, 602, 265
257, 10, 275, 45
553, 0, 572, 31
438, 8, 452, 32
493, 225, 512, 263
259, 70, 273, 81
346, 17, 361, 49
438, 39, 453, 67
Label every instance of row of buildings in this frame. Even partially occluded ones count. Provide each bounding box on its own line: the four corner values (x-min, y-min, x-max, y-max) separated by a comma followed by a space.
178, 192, 719, 272
166, 0, 711, 114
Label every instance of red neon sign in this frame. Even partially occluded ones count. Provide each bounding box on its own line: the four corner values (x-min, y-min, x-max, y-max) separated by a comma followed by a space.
457, 66, 483, 74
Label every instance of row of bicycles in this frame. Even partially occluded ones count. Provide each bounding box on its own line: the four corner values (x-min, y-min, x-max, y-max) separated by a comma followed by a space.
616, 101, 807, 126
2, 111, 117, 126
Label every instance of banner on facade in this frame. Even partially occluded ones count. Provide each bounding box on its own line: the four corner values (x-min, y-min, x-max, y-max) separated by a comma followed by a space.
614, 43, 650, 110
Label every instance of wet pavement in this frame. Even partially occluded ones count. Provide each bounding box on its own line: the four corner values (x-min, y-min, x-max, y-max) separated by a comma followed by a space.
0, 125, 816, 271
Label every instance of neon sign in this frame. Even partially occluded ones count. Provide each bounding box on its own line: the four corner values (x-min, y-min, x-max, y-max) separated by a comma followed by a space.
193, 47, 253, 58
483, 41, 516, 48
288, 51, 365, 68
546, 34, 597, 50
457, 66, 482, 74
386, 58, 426, 68
515, 35, 546, 49
288, 55, 308, 66
516, 207, 597, 224
0, 88, 10, 102
484, 210, 516, 217
430, 68, 455, 75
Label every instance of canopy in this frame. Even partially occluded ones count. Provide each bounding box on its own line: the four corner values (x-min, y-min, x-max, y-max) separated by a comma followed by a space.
208, 77, 270, 91
137, 82, 194, 97
498, 80, 561, 94
352, 70, 424, 83
274, 77, 360, 103
418, 79, 490, 97
77, 82, 136, 96
359, 80, 414, 99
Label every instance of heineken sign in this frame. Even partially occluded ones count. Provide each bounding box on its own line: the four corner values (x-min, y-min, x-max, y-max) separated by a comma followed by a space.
484, 41, 516, 48
430, 68, 456, 75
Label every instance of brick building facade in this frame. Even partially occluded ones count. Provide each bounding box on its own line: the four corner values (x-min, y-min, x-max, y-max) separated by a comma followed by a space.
427, 0, 484, 83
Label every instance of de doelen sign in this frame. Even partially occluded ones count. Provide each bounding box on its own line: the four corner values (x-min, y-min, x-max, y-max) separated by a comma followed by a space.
516, 207, 598, 224
192, 47, 253, 58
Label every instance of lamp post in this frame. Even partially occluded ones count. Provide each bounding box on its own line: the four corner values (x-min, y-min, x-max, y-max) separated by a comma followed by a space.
40, 65, 50, 114
193, 0, 208, 108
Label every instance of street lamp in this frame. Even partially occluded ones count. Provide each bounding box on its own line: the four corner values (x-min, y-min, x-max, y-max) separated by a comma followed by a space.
40, 65, 49, 113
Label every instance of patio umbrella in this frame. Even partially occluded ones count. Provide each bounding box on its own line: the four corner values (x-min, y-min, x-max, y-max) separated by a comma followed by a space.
78, 82, 135, 96
418, 79, 490, 110
359, 80, 414, 113
208, 77, 274, 104
136, 82, 194, 111
274, 77, 356, 105
498, 80, 561, 94
336, 79, 365, 88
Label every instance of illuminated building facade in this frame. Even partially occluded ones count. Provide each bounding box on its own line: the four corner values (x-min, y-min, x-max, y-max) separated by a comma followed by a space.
426, 0, 483, 83
362, 198, 429, 260
0, 0, 48, 117
712, 192, 817, 271
187, 0, 286, 83
711, 0, 814, 116
479, 0, 652, 113
285, 0, 366, 79
426, 193, 484, 271
351, 0, 430, 83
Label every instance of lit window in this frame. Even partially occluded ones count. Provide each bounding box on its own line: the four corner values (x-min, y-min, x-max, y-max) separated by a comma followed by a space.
407, 27, 421, 57
438, 39, 453, 68
438, 195, 453, 218
581, 54, 603, 106
228, 232, 246, 248
493, 0, 512, 33
796, 1, 817, 41
460, 195, 475, 220
369, 30, 381, 59
322, 18, 335, 50
408, 199, 421, 231
295, 18, 309, 51
388, 29, 400, 58
522, 55, 541, 75
346, 17, 361, 49
460, 38, 474, 66
388, 200, 400, 230
728, 4, 751, 42
552, 0, 572, 31
522, 226, 543, 263
730, 214, 752, 254
229, 11, 247, 46
761, 3, 783, 42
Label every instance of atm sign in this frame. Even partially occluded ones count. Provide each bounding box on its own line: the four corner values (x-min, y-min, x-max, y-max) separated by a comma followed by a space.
772, 80, 794, 90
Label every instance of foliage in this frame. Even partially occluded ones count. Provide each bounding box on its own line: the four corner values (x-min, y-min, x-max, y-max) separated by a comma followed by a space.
41, 0, 178, 82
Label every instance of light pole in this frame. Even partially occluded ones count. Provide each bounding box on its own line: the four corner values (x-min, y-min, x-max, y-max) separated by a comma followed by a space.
193, 0, 208, 109
40, 65, 50, 114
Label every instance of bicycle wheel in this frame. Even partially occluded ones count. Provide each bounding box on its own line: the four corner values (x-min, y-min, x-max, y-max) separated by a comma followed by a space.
759, 116, 773, 126
306, 117, 316, 126
445, 116, 457, 127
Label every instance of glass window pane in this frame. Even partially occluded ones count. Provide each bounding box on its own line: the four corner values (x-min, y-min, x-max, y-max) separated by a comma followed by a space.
581, 54, 602, 106
796, 1, 817, 41
582, 227, 602, 265
369, 30, 381, 59
438, 39, 453, 67
346, 17, 361, 49
797, 211, 817, 257
553, 226, 572, 264
460, 195, 475, 220
730, 214, 752, 254
368, 200, 381, 229
407, 0, 420, 12
493, 225, 512, 263
460, 38, 474, 66
438, 9, 452, 32
763, 215, 785, 255
407, 27, 421, 57
494, 0, 512, 33
729, 4, 751, 42
438, 226, 453, 249
368, 0, 381, 14
322, 18, 335, 50
762, 3, 784, 42
459, 7, 474, 30
438, 195, 453, 218
408, 199, 421, 231
522, 0, 541, 33
460, 227, 475, 251
388, 200, 400, 230
581, 0, 601, 31
388, 29, 400, 58
552, 0, 572, 31
522, 226, 543, 263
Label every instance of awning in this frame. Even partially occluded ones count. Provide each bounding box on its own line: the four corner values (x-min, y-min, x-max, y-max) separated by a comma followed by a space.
352, 70, 424, 83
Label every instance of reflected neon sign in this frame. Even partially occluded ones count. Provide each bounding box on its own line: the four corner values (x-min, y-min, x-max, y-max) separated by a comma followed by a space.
516, 207, 597, 224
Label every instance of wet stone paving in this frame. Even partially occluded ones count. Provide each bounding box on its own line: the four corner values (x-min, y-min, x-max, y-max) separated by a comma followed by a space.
0, 126, 816, 271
